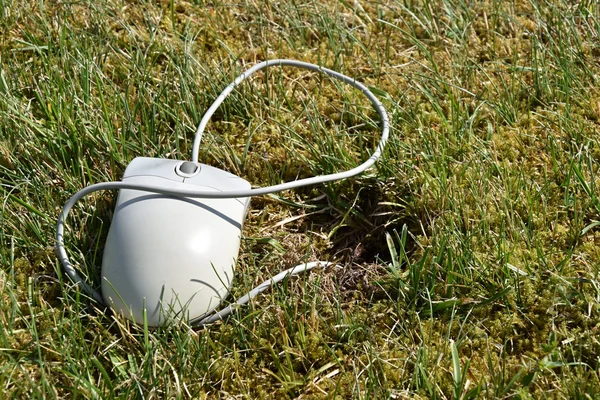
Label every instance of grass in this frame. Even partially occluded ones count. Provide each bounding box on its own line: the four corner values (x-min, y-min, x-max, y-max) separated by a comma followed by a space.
1, 0, 600, 398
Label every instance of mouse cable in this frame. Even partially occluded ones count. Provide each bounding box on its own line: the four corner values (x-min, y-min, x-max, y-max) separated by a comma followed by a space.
192, 261, 333, 325
56, 59, 389, 324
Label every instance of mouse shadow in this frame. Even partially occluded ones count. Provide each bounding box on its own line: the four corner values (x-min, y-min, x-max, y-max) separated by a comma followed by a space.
55, 192, 114, 313
290, 181, 418, 265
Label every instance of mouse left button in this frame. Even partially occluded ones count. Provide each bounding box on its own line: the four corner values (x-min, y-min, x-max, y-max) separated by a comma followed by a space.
122, 157, 183, 181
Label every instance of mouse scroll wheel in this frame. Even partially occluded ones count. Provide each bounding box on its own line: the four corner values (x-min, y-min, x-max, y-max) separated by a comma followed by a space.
180, 162, 198, 174
176, 161, 200, 176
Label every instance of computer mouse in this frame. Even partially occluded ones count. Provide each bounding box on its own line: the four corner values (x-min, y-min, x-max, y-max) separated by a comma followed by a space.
101, 157, 251, 326
55, 59, 390, 328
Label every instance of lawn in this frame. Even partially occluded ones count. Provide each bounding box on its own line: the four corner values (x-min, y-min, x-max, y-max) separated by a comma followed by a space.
1, 0, 599, 398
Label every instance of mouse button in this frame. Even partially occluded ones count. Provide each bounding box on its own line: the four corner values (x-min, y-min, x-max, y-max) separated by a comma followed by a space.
120, 174, 184, 189
122, 157, 181, 181
115, 176, 189, 208
184, 164, 251, 192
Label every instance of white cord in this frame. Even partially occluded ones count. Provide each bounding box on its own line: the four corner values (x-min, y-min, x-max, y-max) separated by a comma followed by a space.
192, 59, 390, 191
193, 261, 331, 325
56, 59, 389, 324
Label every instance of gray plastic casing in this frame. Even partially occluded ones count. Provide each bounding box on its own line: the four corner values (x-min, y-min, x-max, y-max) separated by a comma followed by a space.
101, 157, 251, 326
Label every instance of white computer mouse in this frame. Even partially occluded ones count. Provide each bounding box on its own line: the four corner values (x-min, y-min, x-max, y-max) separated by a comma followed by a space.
101, 157, 251, 326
